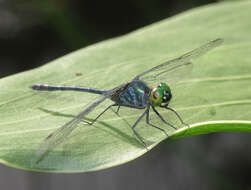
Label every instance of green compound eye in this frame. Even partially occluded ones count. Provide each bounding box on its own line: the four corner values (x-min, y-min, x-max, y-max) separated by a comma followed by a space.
163, 90, 172, 103
150, 83, 172, 106
158, 83, 171, 93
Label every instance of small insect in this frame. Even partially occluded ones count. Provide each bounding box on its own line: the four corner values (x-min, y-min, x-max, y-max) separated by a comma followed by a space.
31, 39, 223, 161
75, 72, 82, 76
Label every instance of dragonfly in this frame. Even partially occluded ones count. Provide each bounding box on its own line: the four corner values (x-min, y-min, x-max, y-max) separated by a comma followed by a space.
31, 38, 223, 161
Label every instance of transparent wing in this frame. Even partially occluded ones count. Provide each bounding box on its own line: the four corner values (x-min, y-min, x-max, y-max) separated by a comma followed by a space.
140, 62, 194, 87
134, 39, 223, 86
35, 95, 108, 161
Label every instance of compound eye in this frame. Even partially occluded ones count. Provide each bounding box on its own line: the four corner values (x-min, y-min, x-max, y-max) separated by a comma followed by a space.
163, 91, 171, 102
163, 95, 168, 102
163, 95, 169, 103
153, 91, 159, 99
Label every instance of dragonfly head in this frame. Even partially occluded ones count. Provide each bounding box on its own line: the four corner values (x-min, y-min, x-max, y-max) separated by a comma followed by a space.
150, 83, 172, 107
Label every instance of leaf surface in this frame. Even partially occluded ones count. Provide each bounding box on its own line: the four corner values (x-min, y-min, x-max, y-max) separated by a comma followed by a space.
0, 0, 251, 172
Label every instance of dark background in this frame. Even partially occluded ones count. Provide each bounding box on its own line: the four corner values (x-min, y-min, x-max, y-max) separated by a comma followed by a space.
0, 0, 217, 78
1, 0, 251, 190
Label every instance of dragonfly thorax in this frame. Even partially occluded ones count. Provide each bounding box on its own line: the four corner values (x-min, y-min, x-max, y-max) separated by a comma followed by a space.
150, 83, 172, 107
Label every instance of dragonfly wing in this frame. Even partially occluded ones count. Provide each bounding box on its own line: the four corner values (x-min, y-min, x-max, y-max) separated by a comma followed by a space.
35, 95, 108, 161
140, 61, 194, 87
134, 39, 223, 86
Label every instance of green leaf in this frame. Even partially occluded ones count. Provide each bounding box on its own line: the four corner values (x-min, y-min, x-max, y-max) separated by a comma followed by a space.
1, 0, 251, 173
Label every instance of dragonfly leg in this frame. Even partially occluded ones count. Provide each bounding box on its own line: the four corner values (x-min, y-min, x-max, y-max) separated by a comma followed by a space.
132, 109, 148, 148
115, 105, 121, 115
164, 106, 188, 126
152, 106, 177, 129
87, 104, 119, 125
164, 106, 190, 136
146, 108, 168, 136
